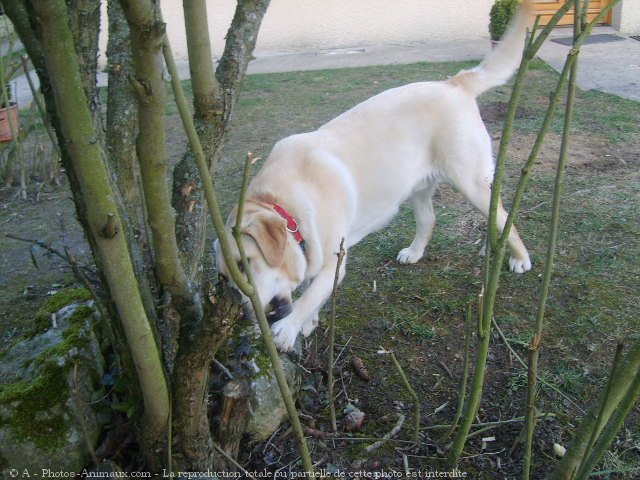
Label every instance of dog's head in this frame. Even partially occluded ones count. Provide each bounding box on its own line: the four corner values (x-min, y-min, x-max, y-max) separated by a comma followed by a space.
214, 202, 305, 321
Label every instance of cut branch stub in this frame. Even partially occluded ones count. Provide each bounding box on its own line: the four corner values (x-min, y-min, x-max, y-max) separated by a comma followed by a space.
100, 213, 119, 239
217, 379, 250, 463
131, 77, 153, 97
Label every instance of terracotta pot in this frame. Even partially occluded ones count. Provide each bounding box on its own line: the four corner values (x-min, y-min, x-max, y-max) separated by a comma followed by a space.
0, 102, 20, 142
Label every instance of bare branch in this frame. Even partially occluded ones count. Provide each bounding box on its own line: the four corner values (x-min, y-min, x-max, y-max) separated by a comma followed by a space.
216, 0, 271, 101
328, 239, 346, 432
119, 0, 200, 321
183, 0, 221, 120
172, 0, 270, 282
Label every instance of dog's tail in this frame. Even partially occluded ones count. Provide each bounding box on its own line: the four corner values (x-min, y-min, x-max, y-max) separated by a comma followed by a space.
450, 0, 534, 97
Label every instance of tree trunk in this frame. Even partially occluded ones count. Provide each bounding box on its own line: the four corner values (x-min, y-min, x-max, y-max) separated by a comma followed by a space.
168, 0, 271, 470
106, 0, 141, 231
118, 0, 201, 324
172, 0, 222, 282
104, 0, 170, 438
67, 0, 102, 131
171, 281, 242, 470
26, 0, 171, 470
105, 0, 159, 318
4, 0, 97, 258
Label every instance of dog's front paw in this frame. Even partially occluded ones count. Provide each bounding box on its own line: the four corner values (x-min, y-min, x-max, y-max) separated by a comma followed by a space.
301, 313, 319, 337
397, 247, 423, 264
271, 319, 300, 352
509, 255, 532, 273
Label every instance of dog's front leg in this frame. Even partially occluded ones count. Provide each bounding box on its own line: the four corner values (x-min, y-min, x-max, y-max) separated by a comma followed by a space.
271, 258, 347, 352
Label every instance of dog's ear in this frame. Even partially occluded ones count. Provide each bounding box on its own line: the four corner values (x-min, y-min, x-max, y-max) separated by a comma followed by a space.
243, 212, 288, 268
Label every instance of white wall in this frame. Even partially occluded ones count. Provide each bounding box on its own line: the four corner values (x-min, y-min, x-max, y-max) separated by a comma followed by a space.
159, 0, 495, 61
614, 0, 640, 34
98, 0, 639, 67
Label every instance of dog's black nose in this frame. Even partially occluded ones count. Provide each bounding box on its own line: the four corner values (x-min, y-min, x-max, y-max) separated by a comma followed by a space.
265, 296, 292, 324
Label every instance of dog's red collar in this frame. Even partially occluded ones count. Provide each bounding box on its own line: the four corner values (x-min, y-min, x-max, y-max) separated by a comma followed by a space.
259, 202, 306, 251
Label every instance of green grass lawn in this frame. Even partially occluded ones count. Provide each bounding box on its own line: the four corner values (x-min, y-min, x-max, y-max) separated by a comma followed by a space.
211, 59, 640, 476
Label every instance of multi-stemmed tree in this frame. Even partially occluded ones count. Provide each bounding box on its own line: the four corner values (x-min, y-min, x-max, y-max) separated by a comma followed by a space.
2, 0, 270, 470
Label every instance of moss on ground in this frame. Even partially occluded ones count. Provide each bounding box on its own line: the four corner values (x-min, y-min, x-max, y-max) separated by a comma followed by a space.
35, 304, 95, 361
0, 363, 69, 452
35, 288, 91, 322
0, 294, 95, 453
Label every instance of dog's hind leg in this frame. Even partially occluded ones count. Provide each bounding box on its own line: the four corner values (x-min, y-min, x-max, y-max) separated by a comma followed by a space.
397, 182, 438, 264
453, 172, 531, 273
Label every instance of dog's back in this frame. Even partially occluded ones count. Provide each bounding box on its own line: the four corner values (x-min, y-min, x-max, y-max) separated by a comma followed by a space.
252, 0, 534, 243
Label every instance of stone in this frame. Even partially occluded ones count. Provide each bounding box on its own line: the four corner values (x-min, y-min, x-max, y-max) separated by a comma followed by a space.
244, 350, 301, 441
230, 322, 302, 442
0, 291, 105, 471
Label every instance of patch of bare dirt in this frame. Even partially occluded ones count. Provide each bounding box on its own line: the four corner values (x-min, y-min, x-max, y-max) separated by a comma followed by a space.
494, 132, 640, 174
480, 100, 536, 125
0, 183, 89, 351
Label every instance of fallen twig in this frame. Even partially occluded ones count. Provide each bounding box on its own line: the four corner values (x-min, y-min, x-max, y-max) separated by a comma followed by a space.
324, 436, 435, 447
467, 412, 555, 440
437, 359, 453, 379
365, 413, 405, 453
339, 369, 353, 404
463, 448, 506, 460
589, 467, 640, 477
388, 350, 420, 443
333, 335, 351, 368
213, 358, 234, 380
303, 426, 339, 439
423, 412, 556, 432
212, 442, 257, 480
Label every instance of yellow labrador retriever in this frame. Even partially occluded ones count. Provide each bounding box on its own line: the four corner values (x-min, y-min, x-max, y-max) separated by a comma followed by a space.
216, 1, 533, 352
